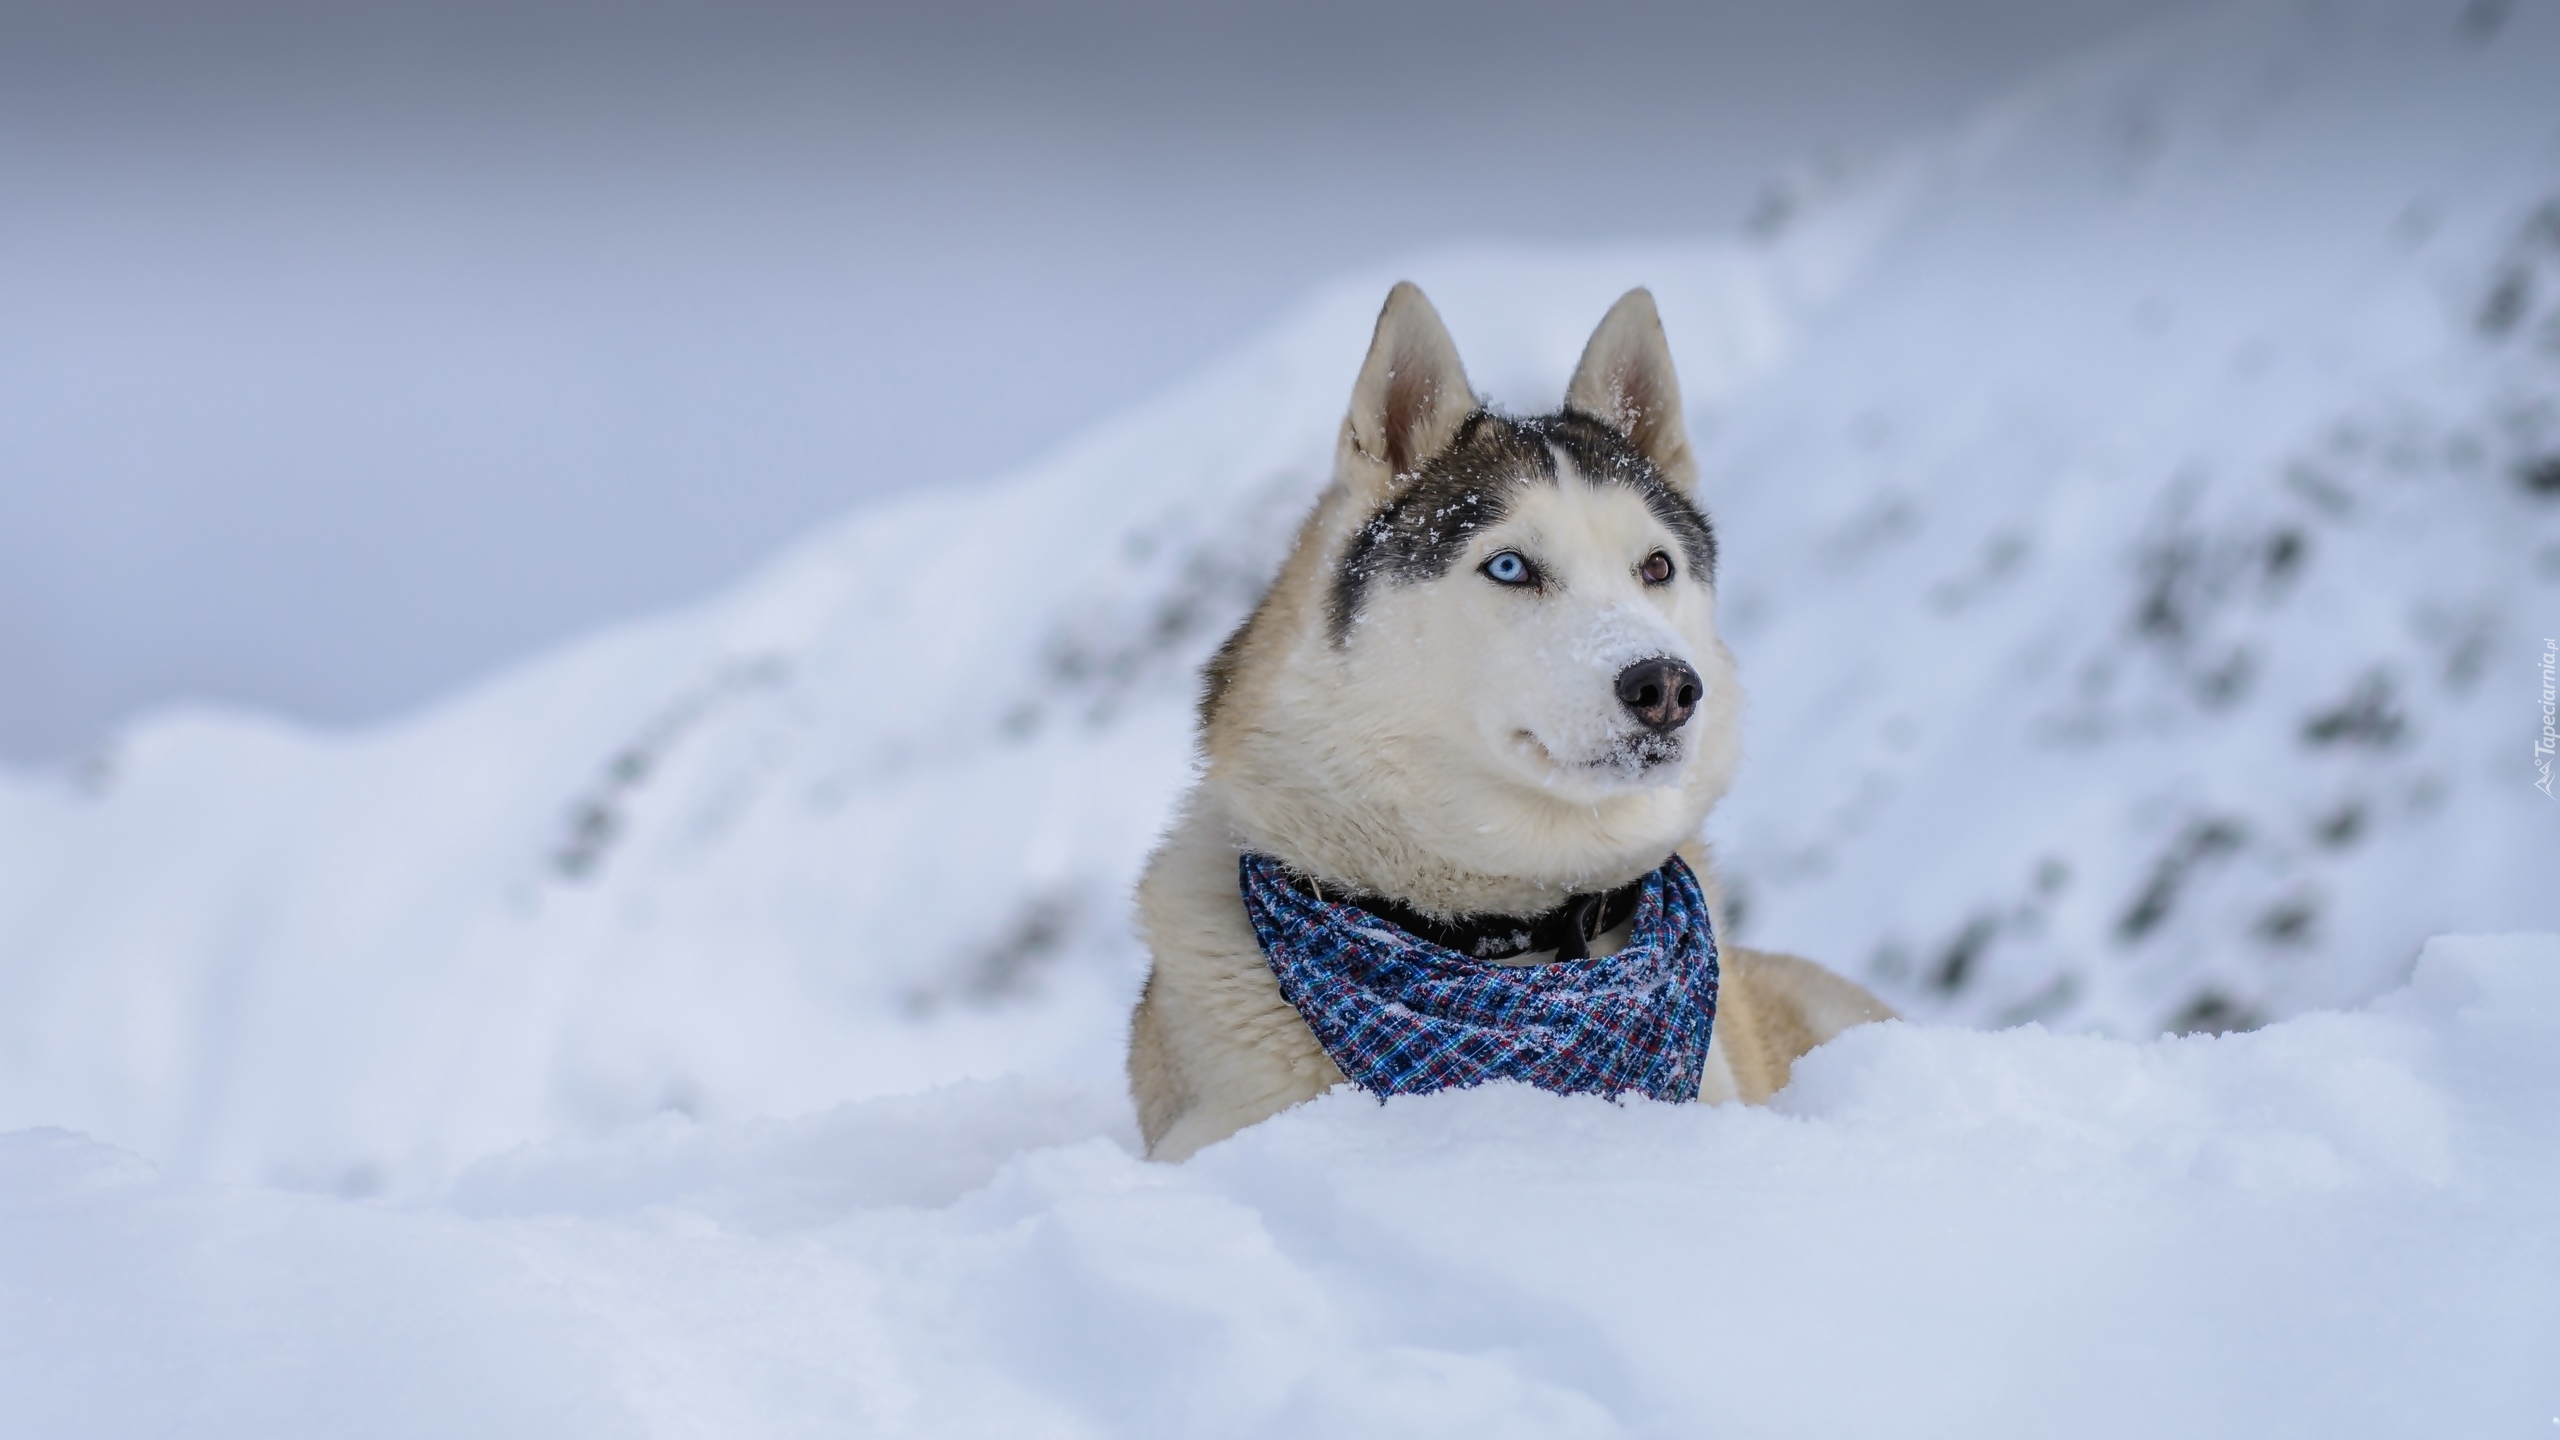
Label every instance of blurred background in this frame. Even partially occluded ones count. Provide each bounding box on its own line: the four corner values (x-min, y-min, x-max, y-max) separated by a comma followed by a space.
0, 0, 2176, 763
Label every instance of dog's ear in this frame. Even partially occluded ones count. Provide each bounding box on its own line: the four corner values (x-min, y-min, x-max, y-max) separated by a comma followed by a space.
1566, 288, 1697, 495
1344, 282, 1476, 504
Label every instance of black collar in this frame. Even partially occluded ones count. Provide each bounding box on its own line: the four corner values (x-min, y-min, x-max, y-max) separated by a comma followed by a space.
1277, 865, 1656, 962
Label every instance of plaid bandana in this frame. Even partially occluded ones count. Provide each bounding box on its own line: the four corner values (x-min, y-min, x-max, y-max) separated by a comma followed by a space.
1239, 851, 1720, 1102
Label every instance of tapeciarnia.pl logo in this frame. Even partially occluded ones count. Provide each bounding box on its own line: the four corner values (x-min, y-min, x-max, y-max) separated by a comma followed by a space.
2537, 637, 2556, 799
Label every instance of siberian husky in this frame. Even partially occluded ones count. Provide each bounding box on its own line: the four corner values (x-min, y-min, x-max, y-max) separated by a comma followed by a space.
1128, 283, 1892, 1162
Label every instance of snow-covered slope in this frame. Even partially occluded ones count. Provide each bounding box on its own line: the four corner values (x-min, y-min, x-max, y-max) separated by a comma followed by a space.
0, 0, 2556, 1215
1705, 0, 2560, 1039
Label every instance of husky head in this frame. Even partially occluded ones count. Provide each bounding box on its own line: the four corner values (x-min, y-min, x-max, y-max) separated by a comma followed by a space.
1201, 283, 1743, 917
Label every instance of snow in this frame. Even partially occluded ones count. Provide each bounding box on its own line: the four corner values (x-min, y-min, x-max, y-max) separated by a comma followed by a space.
4, 935, 2554, 1437
2, 0, 2558, 1428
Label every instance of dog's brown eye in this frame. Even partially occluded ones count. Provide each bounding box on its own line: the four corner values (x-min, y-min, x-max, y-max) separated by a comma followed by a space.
1640, 551, 1675, 585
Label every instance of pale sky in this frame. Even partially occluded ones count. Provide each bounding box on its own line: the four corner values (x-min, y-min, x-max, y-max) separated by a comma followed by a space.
0, 0, 2179, 761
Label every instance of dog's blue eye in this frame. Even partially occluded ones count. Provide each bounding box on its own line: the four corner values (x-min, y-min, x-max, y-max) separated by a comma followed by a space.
1481, 550, 1533, 586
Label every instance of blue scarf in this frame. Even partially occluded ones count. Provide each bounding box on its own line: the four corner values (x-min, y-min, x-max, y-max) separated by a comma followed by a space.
1239, 851, 1719, 1102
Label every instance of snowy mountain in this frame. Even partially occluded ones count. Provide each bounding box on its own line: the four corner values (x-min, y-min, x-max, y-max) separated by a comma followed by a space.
1, 0, 2556, 1219
1704, 0, 2560, 1032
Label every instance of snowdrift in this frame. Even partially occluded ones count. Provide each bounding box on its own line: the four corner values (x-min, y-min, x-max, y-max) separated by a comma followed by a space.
4, 935, 2553, 1438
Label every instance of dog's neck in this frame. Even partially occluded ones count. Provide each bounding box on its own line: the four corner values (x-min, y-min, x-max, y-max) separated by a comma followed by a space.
1205, 774, 1692, 918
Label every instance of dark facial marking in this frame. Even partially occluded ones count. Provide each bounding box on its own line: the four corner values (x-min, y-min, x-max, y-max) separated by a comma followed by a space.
1327, 410, 1537, 642
1546, 409, 1719, 583
1326, 409, 1718, 643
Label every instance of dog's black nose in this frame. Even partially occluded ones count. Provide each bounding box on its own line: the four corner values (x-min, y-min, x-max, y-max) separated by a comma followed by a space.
1615, 657, 1703, 733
